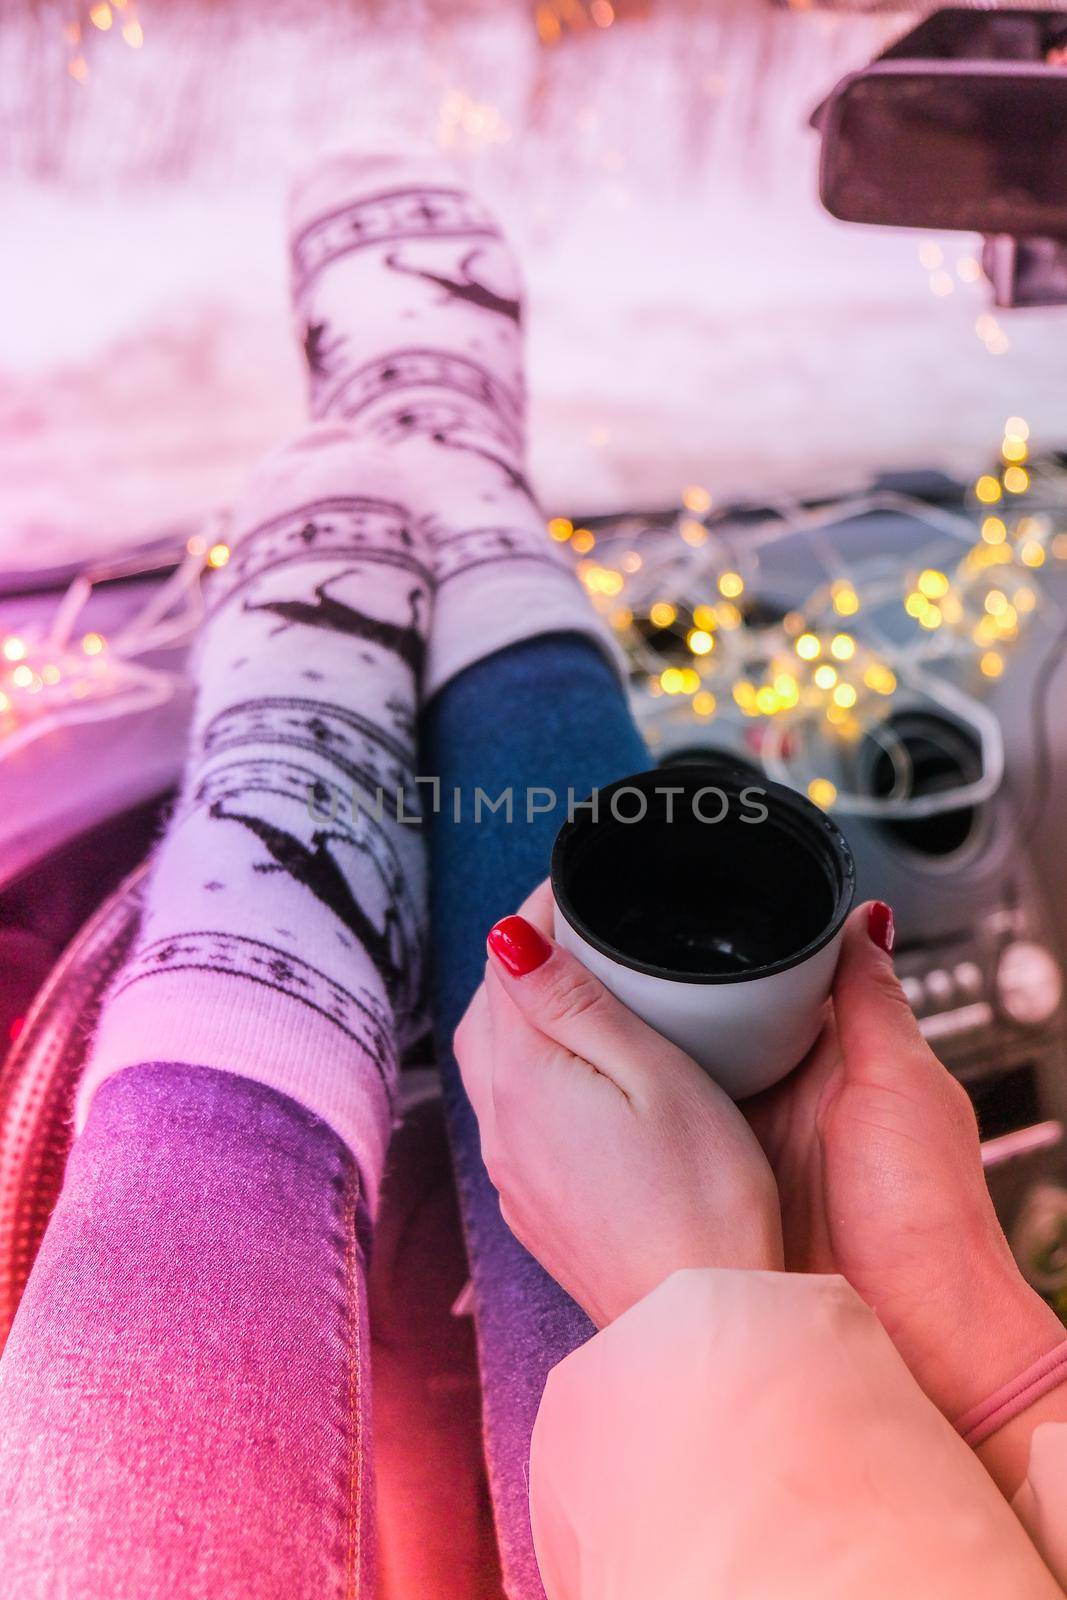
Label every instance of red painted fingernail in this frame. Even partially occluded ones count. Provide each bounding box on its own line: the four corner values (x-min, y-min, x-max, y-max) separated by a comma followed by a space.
487, 915, 552, 977
868, 901, 895, 955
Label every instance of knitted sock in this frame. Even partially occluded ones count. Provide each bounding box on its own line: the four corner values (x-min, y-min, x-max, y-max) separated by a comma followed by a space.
77, 434, 431, 1205
78, 154, 616, 1198
288, 152, 619, 699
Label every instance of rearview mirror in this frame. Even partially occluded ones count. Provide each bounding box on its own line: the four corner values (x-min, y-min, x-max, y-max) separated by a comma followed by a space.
818, 61, 1067, 236
811, 8, 1067, 306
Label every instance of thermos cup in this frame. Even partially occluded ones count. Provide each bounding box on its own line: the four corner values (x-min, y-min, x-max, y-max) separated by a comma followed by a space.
551, 763, 856, 1098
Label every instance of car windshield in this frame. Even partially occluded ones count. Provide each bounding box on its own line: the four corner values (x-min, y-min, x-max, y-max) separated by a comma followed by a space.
3, 0, 1064, 577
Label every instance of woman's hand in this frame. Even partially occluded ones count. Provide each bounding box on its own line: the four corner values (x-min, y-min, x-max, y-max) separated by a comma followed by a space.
455, 880, 783, 1329
746, 901, 1066, 1492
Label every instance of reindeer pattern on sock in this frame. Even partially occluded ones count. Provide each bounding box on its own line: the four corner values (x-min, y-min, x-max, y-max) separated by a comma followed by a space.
207, 801, 412, 1008
291, 185, 545, 535
243, 572, 428, 678
382, 246, 522, 325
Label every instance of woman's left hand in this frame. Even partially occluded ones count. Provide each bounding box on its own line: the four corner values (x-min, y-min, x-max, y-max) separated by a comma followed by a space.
454, 880, 783, 1329
745, 903, 1067, 1493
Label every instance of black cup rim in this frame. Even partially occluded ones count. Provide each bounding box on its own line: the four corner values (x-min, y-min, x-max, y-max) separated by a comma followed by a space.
550, 762, 857, 986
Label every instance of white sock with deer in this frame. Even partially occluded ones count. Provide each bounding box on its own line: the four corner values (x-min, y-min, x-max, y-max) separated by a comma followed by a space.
78, 153, 613, 1202
289, 151, 616, 698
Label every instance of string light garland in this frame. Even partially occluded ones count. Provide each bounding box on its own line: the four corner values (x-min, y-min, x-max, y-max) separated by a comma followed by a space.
534, 0, 650, 45
65, 0, 144, 83
561, 417, 1067, 817
0, 523, 227, 762
65, 0, 639, 68
4, 420, 1062, 822
915, 242, 1010, 355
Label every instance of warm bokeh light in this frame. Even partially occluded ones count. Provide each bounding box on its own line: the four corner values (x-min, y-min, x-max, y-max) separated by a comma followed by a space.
831, 582, 860, 617
863, 663, 897, 695
917, 568, 949, 600
659, 666, 700, 695
807, 778, 837, 809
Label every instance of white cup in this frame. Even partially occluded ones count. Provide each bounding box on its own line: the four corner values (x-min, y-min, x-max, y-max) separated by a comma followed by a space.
551, 763, 856, 1098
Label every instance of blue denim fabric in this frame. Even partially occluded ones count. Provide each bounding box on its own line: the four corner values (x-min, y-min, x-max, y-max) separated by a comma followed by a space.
0, 1061, 373, 1599
421, 631, 648, 1600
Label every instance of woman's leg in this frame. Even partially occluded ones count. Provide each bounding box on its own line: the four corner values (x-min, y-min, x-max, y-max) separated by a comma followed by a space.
0, 158, 454, 1596
0, 151, 630, 1597
294, 151, 652, 1595
422, 632, 648, 1598
0, 421, 430, 1596
292, 155, 640, 1595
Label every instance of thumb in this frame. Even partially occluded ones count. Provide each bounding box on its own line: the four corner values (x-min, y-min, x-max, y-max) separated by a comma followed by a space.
485, 914, 683, 1096
832, 901, 934, 1086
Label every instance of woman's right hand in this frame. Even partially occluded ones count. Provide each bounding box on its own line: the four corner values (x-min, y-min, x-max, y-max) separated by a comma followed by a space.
747, 902, 1067, 1492
454, 880, 783, 1331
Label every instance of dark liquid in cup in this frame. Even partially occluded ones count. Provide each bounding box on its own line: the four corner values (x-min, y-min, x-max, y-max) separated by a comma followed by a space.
552, 765, 854, 982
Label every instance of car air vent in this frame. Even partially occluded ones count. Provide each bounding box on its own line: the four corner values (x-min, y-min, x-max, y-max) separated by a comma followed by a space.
861, 711, 983, 856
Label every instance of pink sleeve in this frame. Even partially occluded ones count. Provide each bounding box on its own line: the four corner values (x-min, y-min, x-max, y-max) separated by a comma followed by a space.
529, 1269, 1065, 1600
